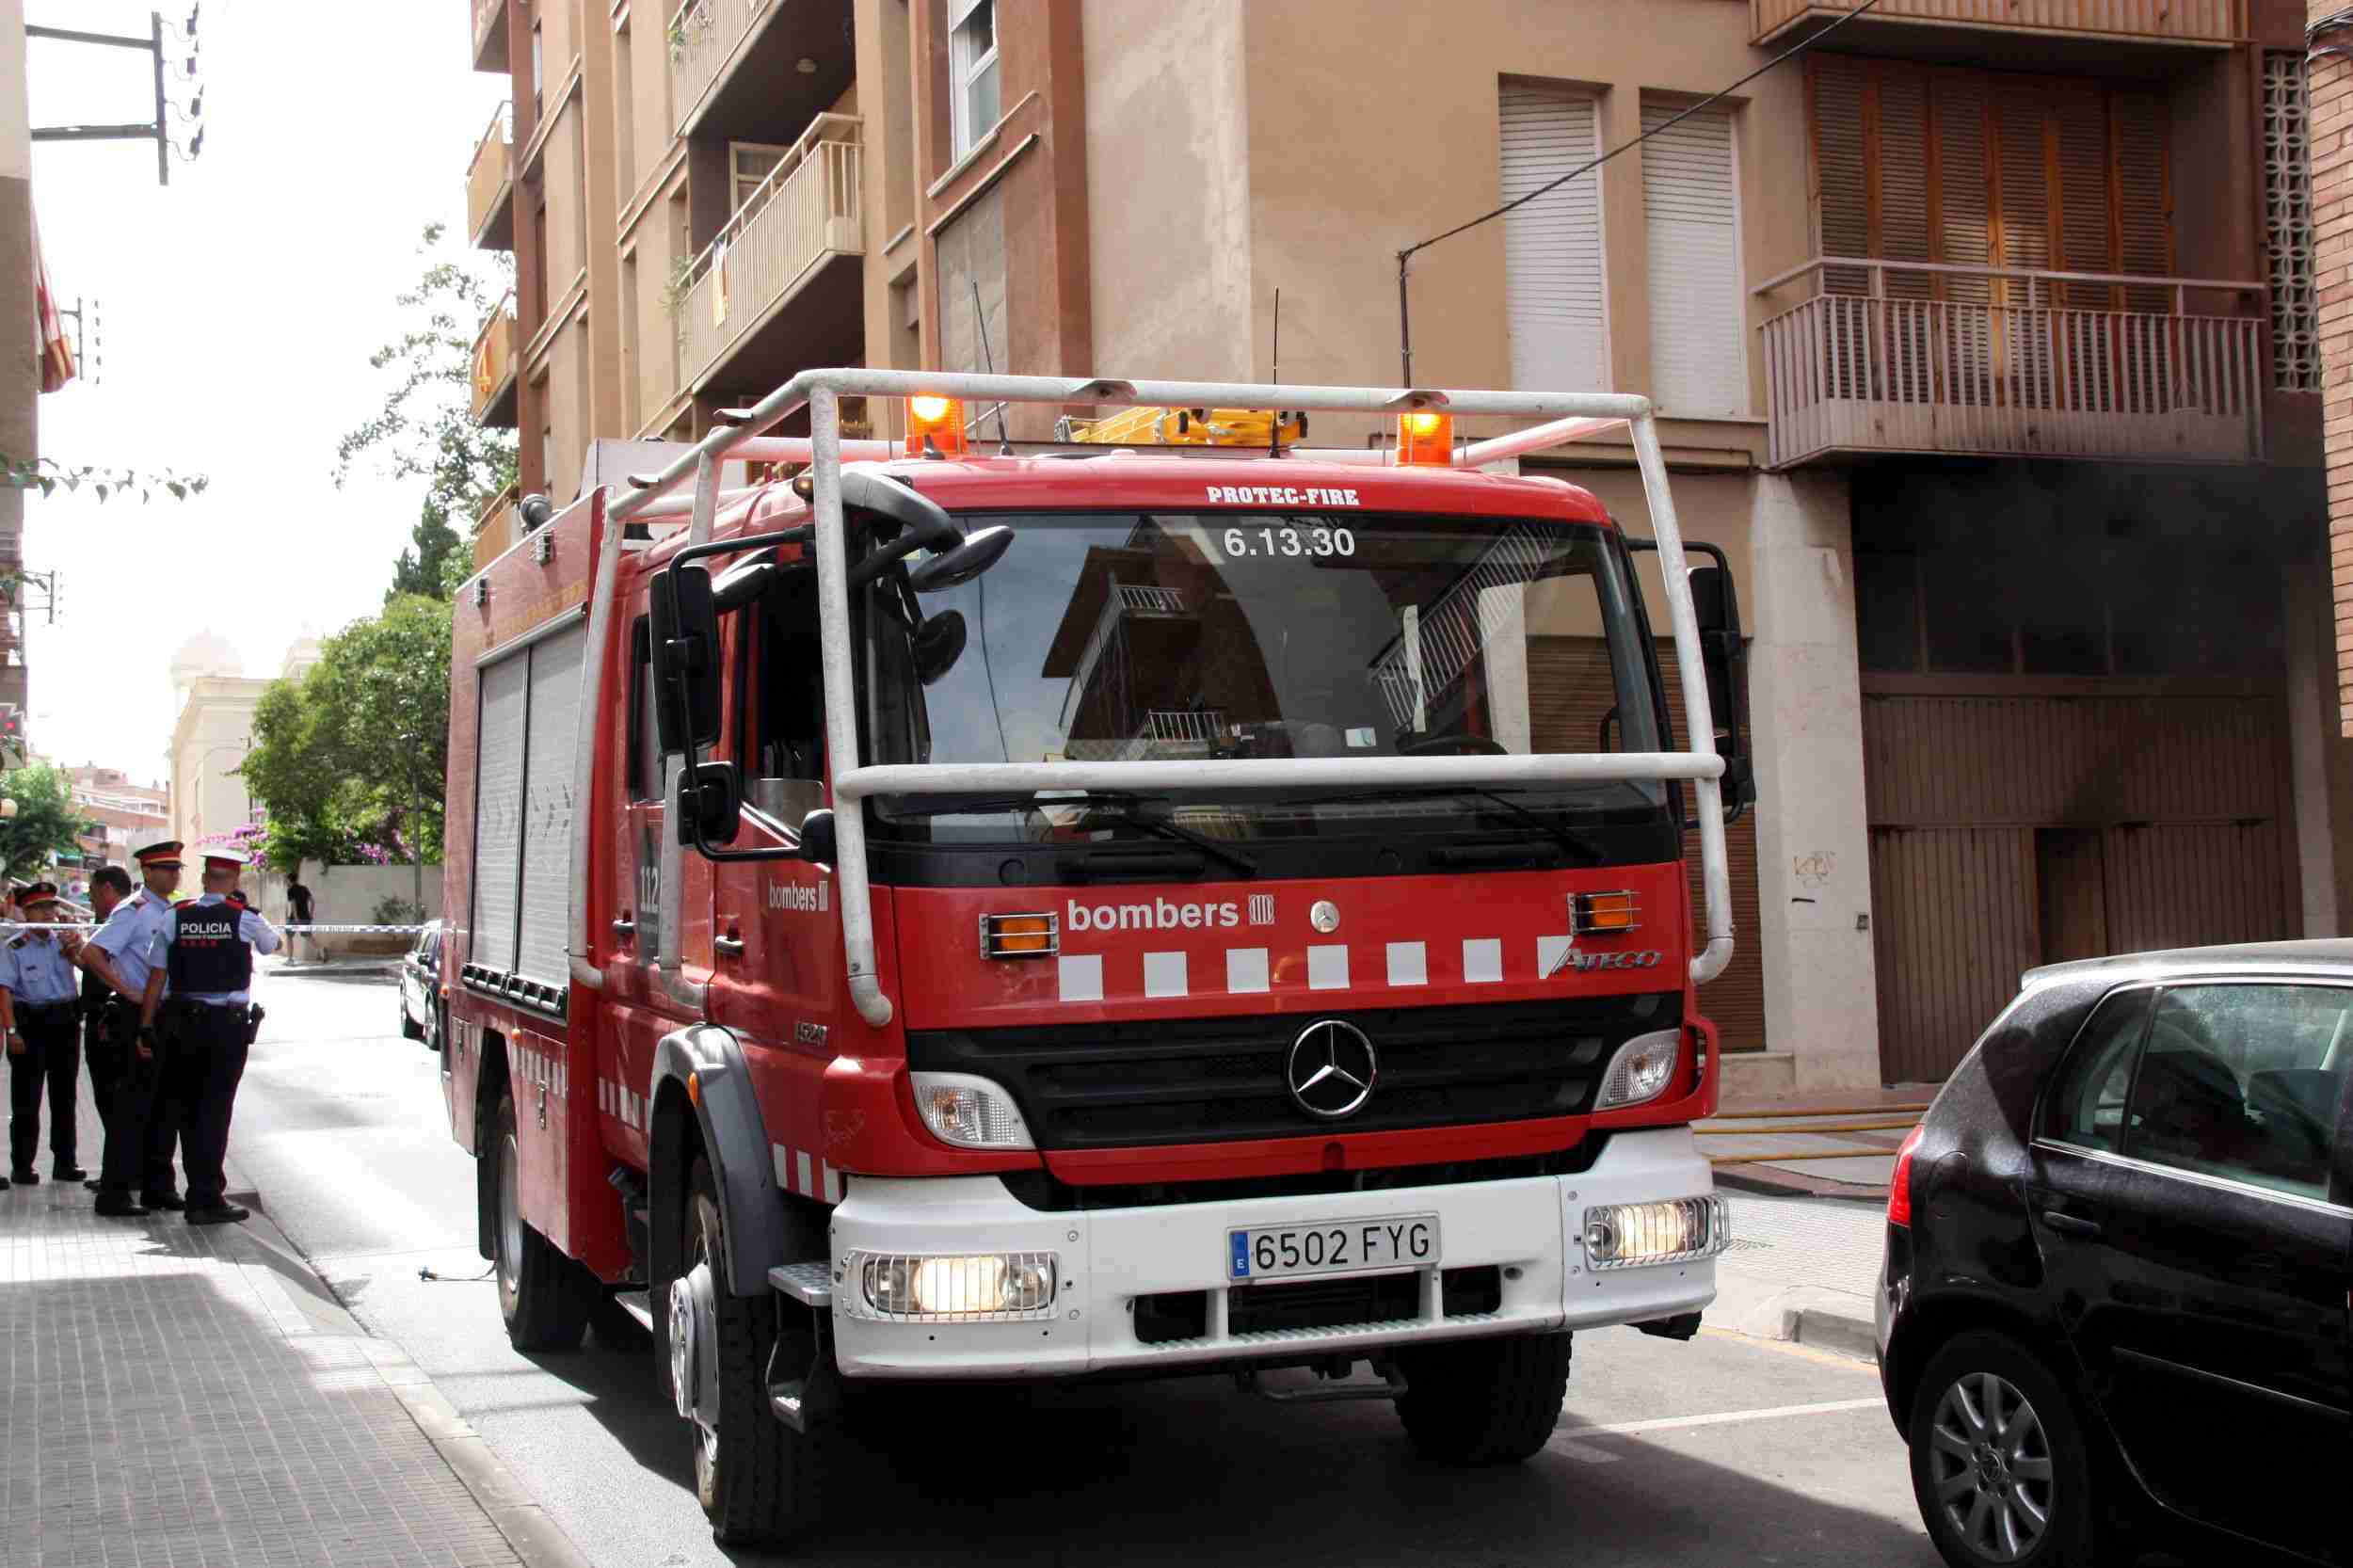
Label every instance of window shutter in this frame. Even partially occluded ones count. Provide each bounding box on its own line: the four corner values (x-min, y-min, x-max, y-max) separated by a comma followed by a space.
1641, 100, 1746, 418
1810, 56, 1870, 296
1500, 85, 1608, 392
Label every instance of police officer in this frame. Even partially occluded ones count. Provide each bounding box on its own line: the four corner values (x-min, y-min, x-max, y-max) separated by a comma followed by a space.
77, 838, 187, 1217
3, 882, 87, 1185
70, 865, 133, 1191
136, 847, 277, 1225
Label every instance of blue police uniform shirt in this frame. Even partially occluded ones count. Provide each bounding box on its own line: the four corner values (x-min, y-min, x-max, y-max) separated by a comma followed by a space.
0, 928, 79, 1006
145, 892, 280, 1006
90, 886, 177, 998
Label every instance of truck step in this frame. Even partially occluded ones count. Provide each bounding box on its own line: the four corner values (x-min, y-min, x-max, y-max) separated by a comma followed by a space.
768, 1261, 833, 1308
769, 1381, 813, 1432
1236, 1367, 1408, 1405
611, 1289, 654, 1332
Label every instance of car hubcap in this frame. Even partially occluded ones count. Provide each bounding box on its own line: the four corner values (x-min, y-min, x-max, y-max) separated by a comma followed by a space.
1929, 1371, 2054, 1562
496, 1130, 523, 1296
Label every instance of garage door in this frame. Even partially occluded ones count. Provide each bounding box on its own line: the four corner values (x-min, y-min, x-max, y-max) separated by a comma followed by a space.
1864, 686, 2294, 1082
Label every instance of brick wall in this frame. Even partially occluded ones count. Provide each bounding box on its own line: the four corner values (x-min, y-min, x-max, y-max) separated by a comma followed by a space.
2314, 2, 2353, 730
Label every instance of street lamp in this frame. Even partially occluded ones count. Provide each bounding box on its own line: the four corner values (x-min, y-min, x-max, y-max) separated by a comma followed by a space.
394, 730, 424, 920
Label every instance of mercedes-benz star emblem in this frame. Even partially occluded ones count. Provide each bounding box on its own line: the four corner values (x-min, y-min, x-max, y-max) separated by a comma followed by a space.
1287, 1019, 1378, 1120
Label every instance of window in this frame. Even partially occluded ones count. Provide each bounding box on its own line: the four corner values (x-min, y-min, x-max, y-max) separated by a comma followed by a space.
730, 570, 827, 830
1499, 84, 1607, 394
531, 21, 544, 115
2265, 52, 2319, 393
630, 617, 664, 801
615, 20, 636, 200
730, 142, 788, 215
620, 249, 641, 434
948, 0, 1000, 158
1641, 99, 1744, 418
2041, 990, 2153, 1154
2127, 985, 2350, 1201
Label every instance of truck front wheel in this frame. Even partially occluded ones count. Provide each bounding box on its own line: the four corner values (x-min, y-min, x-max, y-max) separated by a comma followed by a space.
673, 1154, 826, 1545
490, 1089, 595, 1352
1393, 1332, 1572, 1465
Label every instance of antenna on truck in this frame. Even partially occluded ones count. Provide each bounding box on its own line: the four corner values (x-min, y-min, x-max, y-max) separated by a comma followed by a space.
970, 279, 1013, 456
1269, 288, 1283, 457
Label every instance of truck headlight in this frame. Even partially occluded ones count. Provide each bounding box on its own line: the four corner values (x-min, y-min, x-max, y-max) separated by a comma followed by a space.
1594, 1028, 1682, 1111
909, 1072, 1033, 1150
858, 1252, 1058, 1319
1582, 1195, 1729, 1270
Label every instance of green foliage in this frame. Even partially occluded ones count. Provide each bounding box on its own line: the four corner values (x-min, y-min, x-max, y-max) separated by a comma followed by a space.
0, 762, 89, 882
3, 455, 209, 504
371, 894, 426, 926
240, 596, 452, 869
333, 222, 518, 603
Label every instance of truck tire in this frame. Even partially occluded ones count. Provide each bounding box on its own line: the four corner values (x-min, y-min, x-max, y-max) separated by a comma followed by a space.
676, 1154, 826, 1545
1393, 1332, 1572, 1465
490, 1089, 594, 1352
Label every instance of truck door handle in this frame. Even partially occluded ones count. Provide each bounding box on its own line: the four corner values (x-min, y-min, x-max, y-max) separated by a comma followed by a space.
2041, 1209, 2103, 1240
611, 916, 636, 939
714, 935, 745, 958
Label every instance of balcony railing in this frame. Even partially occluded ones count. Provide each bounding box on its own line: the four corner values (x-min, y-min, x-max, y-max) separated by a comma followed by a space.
471, 292, 518, 428
472, 481, 520, 571
1754, 259, 2265, 468
668, 0, 769, 136
677, 116, 862, 394
1753, 0, 2244, 46
472, 0, 509, 72
466, 104, 514, 250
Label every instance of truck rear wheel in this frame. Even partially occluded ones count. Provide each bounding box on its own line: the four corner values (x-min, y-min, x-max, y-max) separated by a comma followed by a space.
490, 1089, 595, 1352
672, 1154, 826, 1545
1393, 1332, 1572, 1465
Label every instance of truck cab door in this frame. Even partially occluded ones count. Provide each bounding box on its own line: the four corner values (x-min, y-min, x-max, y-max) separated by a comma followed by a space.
707, 568, 839, 1193
604, 604, 712, 1156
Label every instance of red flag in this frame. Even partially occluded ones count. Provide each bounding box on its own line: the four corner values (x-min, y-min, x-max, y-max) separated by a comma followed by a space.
32, 206, 74, 394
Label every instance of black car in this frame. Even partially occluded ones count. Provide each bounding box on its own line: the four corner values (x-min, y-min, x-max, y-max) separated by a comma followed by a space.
1880, 939, 2351, 1568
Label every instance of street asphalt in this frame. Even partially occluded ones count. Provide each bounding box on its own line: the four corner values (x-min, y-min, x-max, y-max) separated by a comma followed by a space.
229, 962, 1945, 1567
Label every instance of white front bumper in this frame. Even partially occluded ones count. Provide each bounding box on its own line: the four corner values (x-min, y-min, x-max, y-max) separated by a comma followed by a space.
827, 1127, 1719, 1379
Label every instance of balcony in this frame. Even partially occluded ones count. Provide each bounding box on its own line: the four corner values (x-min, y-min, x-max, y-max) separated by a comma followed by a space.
466, 104, 513, 251
667, 0, 855, 143
472, 0, 508, 73
677, 117, 864, 399
471, 293, 518, 429
472, 482, 520, 571
1755, 260, 2265, 469
1753, 0, 2244, 54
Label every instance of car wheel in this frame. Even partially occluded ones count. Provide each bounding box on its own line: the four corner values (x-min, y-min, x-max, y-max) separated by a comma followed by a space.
1909, 1331, 2102, 1568
489, 1089, 595, 1352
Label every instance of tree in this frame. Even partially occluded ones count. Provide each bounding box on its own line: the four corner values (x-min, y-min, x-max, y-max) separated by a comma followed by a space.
0, 762, 89, 882
240, 595, 452, 868
334, 222, 517, 603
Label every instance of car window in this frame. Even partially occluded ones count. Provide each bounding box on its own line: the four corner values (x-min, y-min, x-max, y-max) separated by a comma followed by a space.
2041, 989, 2153, 1154
2123, 984, 2352, 1202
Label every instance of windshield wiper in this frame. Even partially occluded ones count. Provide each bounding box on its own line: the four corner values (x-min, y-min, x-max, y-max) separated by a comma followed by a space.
876, 790, 1260, 878
1274, 786, 1609, 866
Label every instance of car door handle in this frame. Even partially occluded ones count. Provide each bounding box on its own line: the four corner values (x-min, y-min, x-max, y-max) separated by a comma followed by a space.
611, 916, 636, 939
714, 935, 745, 958
2041, 1208, 2103, 1240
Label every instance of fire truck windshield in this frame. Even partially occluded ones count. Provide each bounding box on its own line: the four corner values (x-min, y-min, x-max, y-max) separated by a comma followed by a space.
863, 510, 1669, 844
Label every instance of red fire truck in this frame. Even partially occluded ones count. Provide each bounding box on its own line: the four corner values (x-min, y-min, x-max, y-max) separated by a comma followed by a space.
440, 370, 1753, 1545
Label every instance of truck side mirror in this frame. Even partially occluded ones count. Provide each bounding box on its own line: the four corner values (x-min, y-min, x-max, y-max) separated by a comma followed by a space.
678, 760, 743, 846
795, 808, 837, 868
649, 562, 723, 752
1687, 563, 1757, 815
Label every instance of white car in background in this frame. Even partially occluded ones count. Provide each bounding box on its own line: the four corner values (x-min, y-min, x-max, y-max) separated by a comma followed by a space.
398, 920, 446, 1049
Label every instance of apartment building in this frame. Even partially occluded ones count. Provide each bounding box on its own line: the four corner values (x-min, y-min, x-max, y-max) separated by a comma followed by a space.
461, 0, 2345, 1092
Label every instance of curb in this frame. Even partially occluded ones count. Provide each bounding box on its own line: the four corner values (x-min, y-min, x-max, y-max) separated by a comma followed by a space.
231, 1195, 598, 1568
1785, 1304, 1879, 1362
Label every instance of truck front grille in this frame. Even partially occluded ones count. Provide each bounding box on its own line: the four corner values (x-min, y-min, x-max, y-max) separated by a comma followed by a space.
1130, 1266, 1501, 1346
906, 994, 1679, 1151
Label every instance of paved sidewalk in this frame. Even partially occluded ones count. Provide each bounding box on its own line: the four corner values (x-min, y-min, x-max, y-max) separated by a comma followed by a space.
1711, 1192, 1888, 1361
0, 1171, 585, 1568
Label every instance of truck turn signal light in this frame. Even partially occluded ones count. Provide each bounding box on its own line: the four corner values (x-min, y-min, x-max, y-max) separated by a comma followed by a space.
1396, 409, 1454, 466
904, 394, 969, 457
1572, 890, 1641, 936
981, 912, 1059, 958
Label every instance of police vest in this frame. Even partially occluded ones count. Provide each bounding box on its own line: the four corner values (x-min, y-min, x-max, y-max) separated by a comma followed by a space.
166, 903, 252, 994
